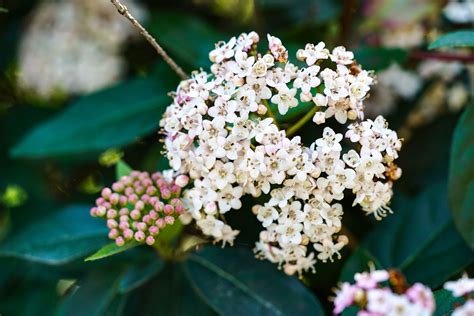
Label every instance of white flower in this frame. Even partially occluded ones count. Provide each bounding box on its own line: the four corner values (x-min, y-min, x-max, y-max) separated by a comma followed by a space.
453, 299, 474, 316
444, 275, 474, 297
208, 161, 236, 190
256, 205, 279, 227
270, 83, 298, 115
296, 42, 329, 66
315, 127, 343, 154
293, 65, 321, 94
227, 50, 255, 78
209, 37, 236, 63
275, 221, 303, 245
330, 46, 354, 65
217, 185, 243, 213
197, 215, 225, 238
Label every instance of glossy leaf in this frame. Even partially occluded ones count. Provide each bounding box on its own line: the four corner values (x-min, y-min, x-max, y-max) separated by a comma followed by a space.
448, 104, 474, 249
58, 268, 122, 316
85, 241, 140, 262
184, 246, 324, 315
341, 183, 473, 287
361, 183, 473, 287
0, 205, 108, 264
119, 258, 164, 294
123, 264, 214, 316
11, 74, 175, 158
429, 30, 474, 49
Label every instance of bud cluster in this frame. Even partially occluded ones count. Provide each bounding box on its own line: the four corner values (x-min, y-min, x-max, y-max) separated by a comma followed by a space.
90, 170, 188, 246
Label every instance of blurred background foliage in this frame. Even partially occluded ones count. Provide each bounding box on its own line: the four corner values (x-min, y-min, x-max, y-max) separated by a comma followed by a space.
0, 0, 473, 315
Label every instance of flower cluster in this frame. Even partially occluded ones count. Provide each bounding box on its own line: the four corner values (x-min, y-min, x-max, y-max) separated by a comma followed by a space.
444, 275, 474, 316
18, 0, 145, 99
160, 32, 402, 275
90, 170, 188, 246
333, 269, 435, 315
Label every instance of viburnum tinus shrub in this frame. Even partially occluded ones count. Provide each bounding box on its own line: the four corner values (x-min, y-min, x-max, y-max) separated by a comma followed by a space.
92, 31, 403, 276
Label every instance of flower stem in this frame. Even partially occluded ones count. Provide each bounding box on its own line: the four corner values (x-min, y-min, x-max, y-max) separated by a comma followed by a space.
286, 106, 318, 137
109, 0, 188, 80
262, 99, 278, 126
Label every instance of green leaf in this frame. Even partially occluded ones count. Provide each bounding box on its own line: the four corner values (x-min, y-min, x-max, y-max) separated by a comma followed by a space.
339, 248, 382, 282
429, 30, 474, 49
58, 268, 123, 316
85, 241, 140, 262
0, 205, 108, 265
449, 103, 474, 250
434, 289, 465, 316
11, 73, 176, 159
184, 246, 324, 315
115, 160, 132, 180
354, 47, 409, 71
123, 264, 214, 315
361, 182, 473, 287
119, 258, 164, 294
147, 11, 223, 69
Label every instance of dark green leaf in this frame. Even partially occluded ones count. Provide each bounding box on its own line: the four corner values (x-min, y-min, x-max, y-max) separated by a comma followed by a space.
434, 289, 465, 316
119, 258, 164, 294
0, 205, 108, 264
115, 160, 133, 180
11, 74, 175, 158
147, 11, 222, 69
184, 246, 324, 315
449, 103, 474, 250
354, 47, 409, 71
85, 241, 140, 262
58, 269, 122, 316
429, 30, 474, 49
124, 264, 215, 316
362, 183, 473, 287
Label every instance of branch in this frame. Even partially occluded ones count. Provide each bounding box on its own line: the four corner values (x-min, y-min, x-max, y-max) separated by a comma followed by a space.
410, 50, 474, 63
110, 0, 188, 80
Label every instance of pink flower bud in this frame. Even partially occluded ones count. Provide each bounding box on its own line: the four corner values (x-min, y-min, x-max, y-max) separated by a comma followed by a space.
156, 218, 165, 228
141, 194, 150, 203
149, 211, 158, 220
119, 196, 128, 206
142, 215, 153, 225
171, 184, 181, 195
146, 187, 157, 195
119, 221, 130, 230
175, 204, 184, 214
96, 197, 105, 205
145, 236, 155, 245
123, 229, 134, 240
110, 193, 120, 205
164, 204, 174, 215
102, 202, 112, 209
120, 215, 129, 222
160, 187, 171, 199
175, 175, 189, 187
149, 197, 159, 206
101, 187, 112, 199
135, 201, 145, 211
108, 229, 119, 239
124, 187, 134, 196
156, 178, 167, 187
134, 231, 145, 242
164, 216, 175, 225
149, 226, 159, 236
96, 206, 107, 217
130, 210, 141, 220
119, 208, 129, 216
106, 209, 117, 219
142, 179, 153, 187
128, 194, 138, 204
130, 171, 140, 178
115, 237, 125, 246
112, 182, 124, 192
90, 207, 98, 217
155, 201, 164, 212
107, 219, 118, 229
136, 222, 147, 231
135, 186, 145, 195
